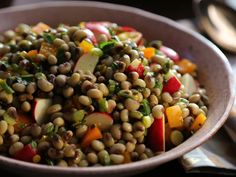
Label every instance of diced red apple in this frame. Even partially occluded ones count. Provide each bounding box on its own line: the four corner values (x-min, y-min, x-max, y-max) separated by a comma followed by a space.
162, 76, 181, 94
159, 46, 180, 62
147, 116, 165, 152
126, 59, 144, 77
73, 52, 99, 73
32, 98, 52, 124
84, 112, 113, 131
118, 31, 142, 44
180, 73, 197, 96
85, 22, 111, 39
83, 29, 97, 44
14, 144, 37, 162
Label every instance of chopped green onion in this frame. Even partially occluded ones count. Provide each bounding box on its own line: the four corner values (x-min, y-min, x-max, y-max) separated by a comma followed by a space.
73, 110, 85, 123
108, 79, 116, 94
31, 141, 37, 149
3, 112, 16, 125
43, 32, 56, 43
0, 79, 14, 94
139, 99, 151, 116
154, 80, 163, 92
21, 74, 35, 82
98, 98, 108, 112
179, 98, 189, 104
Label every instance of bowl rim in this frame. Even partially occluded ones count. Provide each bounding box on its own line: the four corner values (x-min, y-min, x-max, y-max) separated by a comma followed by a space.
0, 0, 234, 175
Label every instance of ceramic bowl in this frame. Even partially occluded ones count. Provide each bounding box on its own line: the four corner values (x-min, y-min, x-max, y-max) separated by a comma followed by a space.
0, 1, 234, 177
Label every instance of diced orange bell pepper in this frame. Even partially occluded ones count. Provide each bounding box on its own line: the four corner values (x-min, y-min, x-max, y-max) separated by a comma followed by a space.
27, 50, 38, 58
166, 105, 183, 128
123, 151, 132, 163
143, 47, 156, 59
177, 59, 197, 74
79, 40, 94, 53
39, 42, 57, 57
14, 113, 33, 133
81, 126, 103, 148
32, 22, 51, 35
190, 113, 207, 132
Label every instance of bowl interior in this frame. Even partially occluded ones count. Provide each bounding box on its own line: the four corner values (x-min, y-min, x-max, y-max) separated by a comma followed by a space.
0, 1, 234, 177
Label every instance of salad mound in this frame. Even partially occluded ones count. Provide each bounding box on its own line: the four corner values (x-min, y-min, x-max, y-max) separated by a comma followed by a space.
0, 22, 208, 166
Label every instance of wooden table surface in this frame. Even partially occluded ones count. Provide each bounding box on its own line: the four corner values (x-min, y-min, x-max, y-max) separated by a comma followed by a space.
0, 1, 229, 177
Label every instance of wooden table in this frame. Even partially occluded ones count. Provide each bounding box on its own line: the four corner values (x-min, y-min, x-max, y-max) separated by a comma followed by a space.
0, 1, 228, 176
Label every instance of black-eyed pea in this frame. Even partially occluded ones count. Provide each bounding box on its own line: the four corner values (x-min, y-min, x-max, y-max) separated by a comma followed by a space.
133, 79, 146, 88
20, 136, 32, 144
26, 82, 36, 94
110, 154, 124, 164
67, 73, 80, 86
53, 117, 65, 127
64, 145, 75, 157
135, 144, 146, 155
63, 87, 74, 98
149, 94, 158, 107
188, 103, 200, 115
91, 140, 105, 152
9, 142, 24, 156
114, 72, 127, 82
121, 81, 131, 90
103, 133, 115, 147
161, 92, 173, 103
120, 109, 129, 122
98, 83, 109, 96
21, 101, 31, 112
9, 134, 19, 144
57, 160, 68, 167
0, 90, 13, 104
152, 105, 164, 118
37, 79, 54, 92
111, 124, 122, 140
107, 99, 116, 113
182, 108, 190, 118
78, 95, 92, 106
87, 152, 98, 164
126, 142, 135, 152
0, 120, 8, 135
47, 104, 62, 115
124, 98, 140, 111
12, 83, 26, 92
87, 89, 103, 99
110, 143, 126, 154
75, 125, 88, 138
189, 93, 201, 103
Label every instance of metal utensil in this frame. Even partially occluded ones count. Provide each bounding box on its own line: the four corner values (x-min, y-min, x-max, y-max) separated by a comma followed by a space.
193, 0, 236, 53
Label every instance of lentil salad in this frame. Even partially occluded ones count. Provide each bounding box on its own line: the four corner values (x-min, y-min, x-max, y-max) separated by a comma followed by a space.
0, 21, 208, 167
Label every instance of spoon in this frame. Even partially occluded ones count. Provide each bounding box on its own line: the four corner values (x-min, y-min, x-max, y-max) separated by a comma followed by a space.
193, 0, 236, 53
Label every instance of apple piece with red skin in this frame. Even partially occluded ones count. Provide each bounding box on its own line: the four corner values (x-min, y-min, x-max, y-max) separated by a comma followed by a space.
32, 98, 52, 124
14, 144, 37, 162
83, 28, 97, 44
85, 112, 113, 131
126, 59, 144, 77
85, 22, 111, 40
162, 76, 181, 94
147, 116, 165, 152
160, 46, 180, 62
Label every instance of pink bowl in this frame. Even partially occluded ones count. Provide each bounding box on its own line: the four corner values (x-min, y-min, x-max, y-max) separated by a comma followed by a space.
0, 1, 234, 177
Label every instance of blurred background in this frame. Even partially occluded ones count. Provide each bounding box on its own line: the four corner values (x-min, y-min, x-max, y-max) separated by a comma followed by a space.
0, 0, 194, 20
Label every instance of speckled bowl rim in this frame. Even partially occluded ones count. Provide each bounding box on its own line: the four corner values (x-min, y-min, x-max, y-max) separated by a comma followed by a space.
0, 1, 234, 175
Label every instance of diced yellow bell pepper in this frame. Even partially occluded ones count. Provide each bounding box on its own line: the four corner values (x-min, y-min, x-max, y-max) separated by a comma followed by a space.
39, 42, 57, 58
32, 22, 51, 35
79, 40, 94, 53
166, 105, 183, 128
143, 47, 156, 59
190, 113, 207, 132
177, 59, 197, 74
